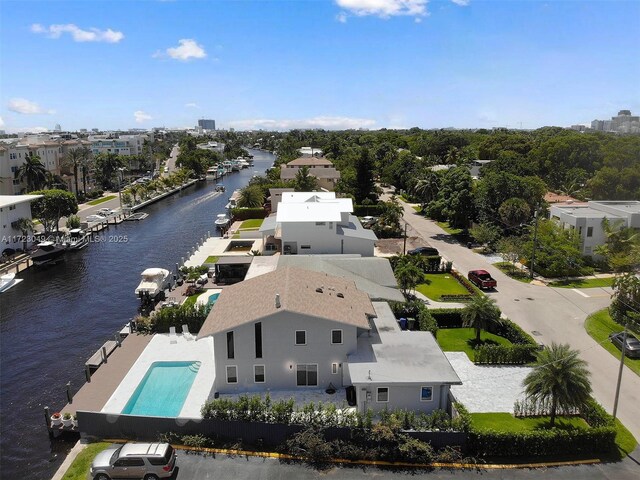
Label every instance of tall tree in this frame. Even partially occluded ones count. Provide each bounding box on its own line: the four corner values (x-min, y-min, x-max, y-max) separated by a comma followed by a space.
294, 166, 319, 191
461, 295, 502, 343
238, 184, 264, 208
523, 343, 592, 427
610, 273, 640, 327
499, 197, 531, 228
410, 171, 440, 209
78, 146, 93, 194
62, 147, 83, 196
17, 153, 47, 192
94, 152, 125, 190
354, 148, 376, 203
593, 218, 640, 272
30, 189, 78, 233
427, 166, 474, 229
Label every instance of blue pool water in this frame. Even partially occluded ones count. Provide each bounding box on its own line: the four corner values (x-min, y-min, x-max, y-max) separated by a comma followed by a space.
207, 292, 220, 307
122, 361, 200, 417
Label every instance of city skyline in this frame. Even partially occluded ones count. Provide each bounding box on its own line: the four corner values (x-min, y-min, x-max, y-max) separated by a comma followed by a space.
1, 0, 639, 133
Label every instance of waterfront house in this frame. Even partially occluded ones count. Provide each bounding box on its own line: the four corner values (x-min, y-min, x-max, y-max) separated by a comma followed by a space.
280, 156, 340, 191
0, 194, 43, 251
550, 200, 640, 257
197, 267, 460, 414
259, 192, 377, 256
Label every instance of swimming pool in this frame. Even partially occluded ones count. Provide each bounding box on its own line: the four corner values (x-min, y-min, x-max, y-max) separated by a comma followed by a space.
206, 292, 220, 307
196, 290, 221, 308
122, 361, 201, 417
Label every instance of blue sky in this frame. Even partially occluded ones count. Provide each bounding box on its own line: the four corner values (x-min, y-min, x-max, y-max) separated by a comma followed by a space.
1, 0, 639, 132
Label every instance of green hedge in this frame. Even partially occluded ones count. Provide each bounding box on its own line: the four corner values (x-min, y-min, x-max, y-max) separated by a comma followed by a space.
488, 318, 537, 346
430, 308, 464, 328
231, 207, 267, 220
474, 344, 538, 364
468, 427, 616, 457
353, 204, 384, 216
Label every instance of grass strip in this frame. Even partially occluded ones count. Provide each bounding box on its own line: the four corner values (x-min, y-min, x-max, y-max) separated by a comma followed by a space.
86, 195, 117, 206
61, 442, 110, 480
585, 309, 640, 376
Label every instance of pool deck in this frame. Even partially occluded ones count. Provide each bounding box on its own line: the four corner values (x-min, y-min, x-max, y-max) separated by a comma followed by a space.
61, 333, 153, 415
101, 332, 215, 418
184, 236, 263, 268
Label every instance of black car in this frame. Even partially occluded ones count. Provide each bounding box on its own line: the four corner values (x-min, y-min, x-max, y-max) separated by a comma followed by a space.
407, 246, 439, 256
609, 331, 640, 358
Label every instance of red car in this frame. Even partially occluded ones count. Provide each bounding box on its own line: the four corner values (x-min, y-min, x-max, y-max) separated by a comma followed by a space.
468, 270, 497, 290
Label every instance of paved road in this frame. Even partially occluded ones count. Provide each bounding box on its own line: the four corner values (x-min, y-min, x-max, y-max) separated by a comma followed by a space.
396, 200, 640, 442
167, 449, 640, 479
164, 144, 179, 176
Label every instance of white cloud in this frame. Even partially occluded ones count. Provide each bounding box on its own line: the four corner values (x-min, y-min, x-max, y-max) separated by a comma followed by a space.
228, 116, 376, 131
164, 39, 207, 61
185, 103, 200, 108
336, 12, 348, 23
31, 23, 124, 43
450, 0, 470, 5
335, 0, 429, 19
8, 98, 55, 115
134, 110, 153, 123
8, 126, 50, 134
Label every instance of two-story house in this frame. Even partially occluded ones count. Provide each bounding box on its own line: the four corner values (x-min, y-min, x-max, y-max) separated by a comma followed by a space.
259, 192, 377, 256
280, 156, 341, 191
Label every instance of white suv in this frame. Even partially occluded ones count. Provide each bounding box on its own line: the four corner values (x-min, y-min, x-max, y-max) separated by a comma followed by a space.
89, 443, 177, 480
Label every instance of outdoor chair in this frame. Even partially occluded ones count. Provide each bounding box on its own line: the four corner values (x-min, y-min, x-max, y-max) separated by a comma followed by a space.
182, 324, 194, 341
169, 326, 177, 344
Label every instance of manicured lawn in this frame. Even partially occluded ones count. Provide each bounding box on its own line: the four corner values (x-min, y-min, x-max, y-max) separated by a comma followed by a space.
494, 261, 532, 283
86, 195, 116, 206
470, 412, 589, 432
415, 273, 471, 301
585, 309, 640, 376
436, 328, 512, 360
548, 277, 615, 288
614, 418, 638, 457
411, 205, 422, 212
435, 221, 464, 236
204, 256, 219, 264
61, 442, 111, 480
182, 293, 201, 308
239, 219, 263, 229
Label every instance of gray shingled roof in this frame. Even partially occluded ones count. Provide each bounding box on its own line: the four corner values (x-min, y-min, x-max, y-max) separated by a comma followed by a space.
280, 167, 341, 180
197, 266, 375, 339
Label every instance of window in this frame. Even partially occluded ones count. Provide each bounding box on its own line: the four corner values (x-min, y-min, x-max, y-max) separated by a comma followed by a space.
420, 386, 433, 402
331, 329, 343, 344
227, 331, 234, 359
315, 222, 326, 226
296, 364, 318, 386
300, 245, 311, 249
254, 365, 265, 383
587, 226, 593, 237
332, 363, 338, 374
115, 457, 144, 467
255, 322, 262, 358
377, 387, 389, 403
295, 330, 306, 345
226, 365, 237, 383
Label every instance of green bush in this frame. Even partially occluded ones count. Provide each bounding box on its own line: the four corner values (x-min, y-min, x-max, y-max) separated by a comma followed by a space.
430, 308, 464, 328
474, 344, 538, 364
580, 399, 615, 428
487, 317, 537, 346
418, 308, 438, 336
353, 204, 384, 216
151, 304, 209, 333
230, 207, 267, 220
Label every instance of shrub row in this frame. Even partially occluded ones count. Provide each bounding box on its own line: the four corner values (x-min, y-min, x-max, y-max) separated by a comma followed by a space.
474, 344, 538, 365
353, 204, 385, 216
230, 207, 267, 220
136, 303, 209, 334
468, 427, 616, 457
449, 270, 479, 296
430, 308, 464, 328
514, 397, 580, 418
488, 317, 537, 346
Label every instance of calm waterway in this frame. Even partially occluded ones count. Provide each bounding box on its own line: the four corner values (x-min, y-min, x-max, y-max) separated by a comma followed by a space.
0, 149, 274, 479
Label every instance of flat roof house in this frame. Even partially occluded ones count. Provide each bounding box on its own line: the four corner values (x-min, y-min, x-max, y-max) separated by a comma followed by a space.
280, 156, 341, 191
550, 200, 640, 256
259, 192, 377, 256
0, 194, 43, 251
197, 267, 460, 414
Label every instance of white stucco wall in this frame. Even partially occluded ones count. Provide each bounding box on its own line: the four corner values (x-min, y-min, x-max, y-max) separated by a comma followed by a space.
1, 200, 36, 250
212, 311, 360, 394
351, 382, 449, 414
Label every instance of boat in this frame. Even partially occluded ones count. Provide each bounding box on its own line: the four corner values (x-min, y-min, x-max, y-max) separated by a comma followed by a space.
0, 273, 17, 293
245, 157, 254, 167
225, 189, 241, 210
215, 184, 226, 193
64, 229, 89, 250
205, 166, 219, 180
231, 159, 242, 172
30, 241, 66, 266
135, 268, 171, 299
215, 213, 231, 229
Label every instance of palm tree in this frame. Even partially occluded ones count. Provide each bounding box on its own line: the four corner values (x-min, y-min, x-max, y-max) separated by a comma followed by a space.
13, 218, 34, 252
78, 146, 93, 194
128, 184, 141, 205
62, 147, 83, 197
461, 295, 502, 343
17, 153, 47, 192
294, 166, 319, 191
411, 171, 440, 209
238, 185, 264, 208
523, 343, 592, 427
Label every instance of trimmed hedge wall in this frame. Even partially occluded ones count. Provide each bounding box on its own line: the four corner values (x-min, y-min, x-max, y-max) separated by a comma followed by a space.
231, 207, 267, 220
353, 204, 384, 216
474, 344, 538, 365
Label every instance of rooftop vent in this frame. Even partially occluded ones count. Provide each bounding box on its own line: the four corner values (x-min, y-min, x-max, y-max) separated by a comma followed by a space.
337, 292, 344, 298
275, 293, 281, 308
316, 287, 323, 293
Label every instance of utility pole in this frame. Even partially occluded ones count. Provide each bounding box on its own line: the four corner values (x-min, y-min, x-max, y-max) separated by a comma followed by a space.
403, 222, 408, 255
530, 209, 539, 280
612, 327, 628, 420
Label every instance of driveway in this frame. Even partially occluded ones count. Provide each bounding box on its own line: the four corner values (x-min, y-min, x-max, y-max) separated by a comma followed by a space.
396, 199, 640, 441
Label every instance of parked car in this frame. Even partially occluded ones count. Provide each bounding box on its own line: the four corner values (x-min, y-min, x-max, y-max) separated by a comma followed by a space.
89, 442, 177, 480
609, 331, 640, 358
97, 208, 116, 216
360, 216, 377, 227
408, 246, 440, 256
85, 214, 107, 223
468, 269, 497, 289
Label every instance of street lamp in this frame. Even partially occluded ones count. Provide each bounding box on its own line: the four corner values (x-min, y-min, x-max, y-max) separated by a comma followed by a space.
117, 167, 126, 212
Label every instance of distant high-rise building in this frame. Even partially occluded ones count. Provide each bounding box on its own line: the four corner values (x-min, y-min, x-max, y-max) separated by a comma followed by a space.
198, 119, 216, 130
54, 124, 61, 132
590, 109, 639, 133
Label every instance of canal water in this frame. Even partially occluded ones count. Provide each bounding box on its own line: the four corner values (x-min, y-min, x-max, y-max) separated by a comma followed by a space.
0, 150, 274, 479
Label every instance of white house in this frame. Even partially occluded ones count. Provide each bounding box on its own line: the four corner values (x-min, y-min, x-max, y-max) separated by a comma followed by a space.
196, 267, 461, 414
550, 200, 640, 256
259, 192, 377, 256
0, 194, 43, 251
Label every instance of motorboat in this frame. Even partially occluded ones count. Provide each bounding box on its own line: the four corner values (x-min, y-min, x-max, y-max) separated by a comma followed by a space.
135, 268, 171, 299
225, 189, 241, 210
206, 166, 219, 180
215, 184, 226, 193
30, 241, 66, 266
64, 229, 89, 250
231, 159, 242, 171
0, 273, 17, 293
215, 213, 231, 229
